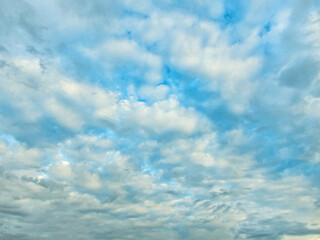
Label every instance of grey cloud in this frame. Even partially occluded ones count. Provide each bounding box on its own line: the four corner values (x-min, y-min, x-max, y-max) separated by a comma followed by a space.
0, 0, 46, 53
0, 206, 29, 218
0, 59, 6, 68
0, 45, 7, 52
21, 175, 64, 192
238, 216, 320, 239
58, 0, 122, 22
0, 232, 42, 240
279, 56, 319, 88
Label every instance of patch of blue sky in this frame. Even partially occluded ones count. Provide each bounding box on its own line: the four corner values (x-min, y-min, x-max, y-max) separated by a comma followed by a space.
219, 0, 247, 28
259, 21, 272, 37
269, 159, 320, 186
0, 133, 17, 145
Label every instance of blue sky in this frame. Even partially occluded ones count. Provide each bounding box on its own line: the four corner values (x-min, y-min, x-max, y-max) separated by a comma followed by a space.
0, 0, 320, 239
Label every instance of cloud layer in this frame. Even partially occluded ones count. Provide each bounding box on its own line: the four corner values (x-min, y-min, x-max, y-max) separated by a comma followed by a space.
1, 0, 320, 239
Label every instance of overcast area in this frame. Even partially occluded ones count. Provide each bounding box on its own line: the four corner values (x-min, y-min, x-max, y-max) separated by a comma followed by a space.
0, 0, 320, 239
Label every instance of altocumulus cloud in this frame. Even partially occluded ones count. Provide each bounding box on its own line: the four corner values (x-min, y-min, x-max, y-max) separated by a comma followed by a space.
0, 0, 320, 239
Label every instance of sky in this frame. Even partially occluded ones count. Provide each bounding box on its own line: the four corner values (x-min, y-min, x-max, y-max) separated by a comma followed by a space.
0, 0, 320, 239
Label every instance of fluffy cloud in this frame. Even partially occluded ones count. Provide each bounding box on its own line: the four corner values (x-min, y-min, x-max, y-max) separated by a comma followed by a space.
0, 55, 209, 145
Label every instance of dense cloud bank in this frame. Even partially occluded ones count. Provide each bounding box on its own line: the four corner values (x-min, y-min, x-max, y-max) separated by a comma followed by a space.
0, 0, 320, 239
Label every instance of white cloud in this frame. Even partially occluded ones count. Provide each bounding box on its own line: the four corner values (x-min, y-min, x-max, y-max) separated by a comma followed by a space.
49, 161, 73, 180
78, 170, 102, 190
0, 56, 119, 138
0, 55, 211, 145
0, 138, 43, 170
121, 10, 262, 113
137, 84, 169, 102
117, 97, 211, 135
83, 38, 163, 84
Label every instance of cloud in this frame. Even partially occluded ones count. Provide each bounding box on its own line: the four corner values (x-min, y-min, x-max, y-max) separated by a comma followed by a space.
0, 56, 118, 144
83, 38, 163, 84
238, 216, 320, 240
